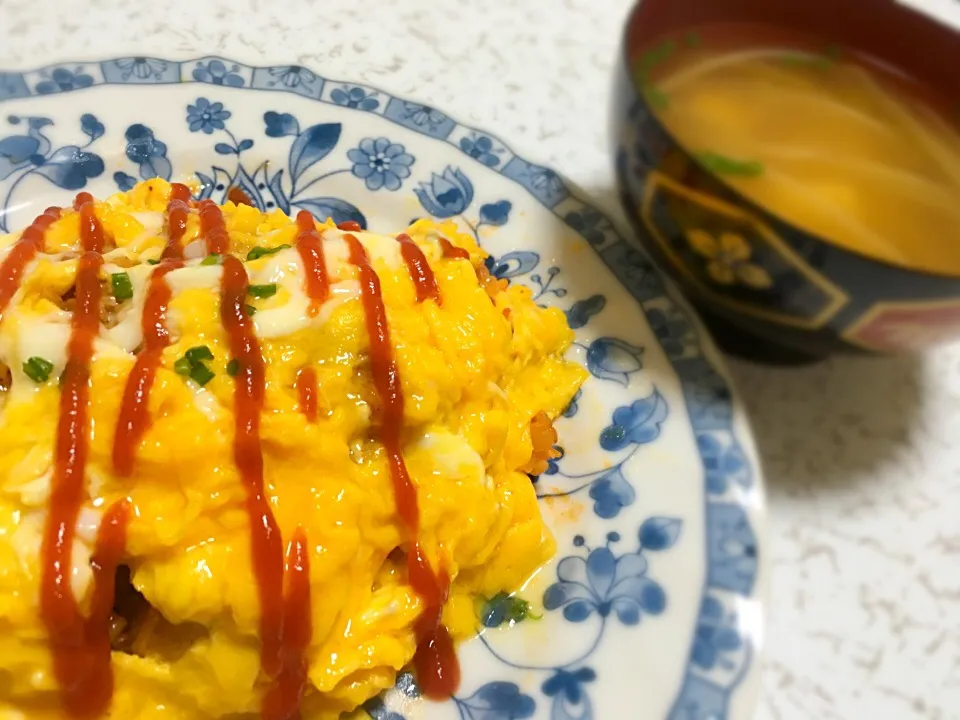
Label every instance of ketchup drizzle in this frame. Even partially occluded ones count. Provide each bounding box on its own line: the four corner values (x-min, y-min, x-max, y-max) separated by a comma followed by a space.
199, 199, 230, 254
75, 193, 105, 252
220, 247, 312, 719
114, 188, 193, 475
295, 367, 319, 422
221, 253, 281, 666
336, 221, 362, 232
396, 234, 439, 304
262, 528, 312, 720
112, 259, 183, 476
48, 500, 131, 719
228, 187, 254, 207
344, 233, 459, 698
294, 210, 329, 307
41, 193, 125, 718
163, 183, 193, 260
439, 237, 469, 260
0, 206, 61, 318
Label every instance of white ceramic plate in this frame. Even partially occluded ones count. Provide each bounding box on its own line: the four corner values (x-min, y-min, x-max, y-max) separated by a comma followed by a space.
0, 57, 767, 720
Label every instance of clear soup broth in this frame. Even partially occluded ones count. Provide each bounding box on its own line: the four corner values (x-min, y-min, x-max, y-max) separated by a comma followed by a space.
642, 23, 960, 276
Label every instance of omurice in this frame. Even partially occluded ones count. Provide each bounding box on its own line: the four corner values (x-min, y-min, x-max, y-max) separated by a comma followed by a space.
0, 179, 585, 719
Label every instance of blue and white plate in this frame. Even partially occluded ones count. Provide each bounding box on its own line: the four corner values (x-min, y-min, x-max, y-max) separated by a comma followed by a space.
0, 57, 767, 720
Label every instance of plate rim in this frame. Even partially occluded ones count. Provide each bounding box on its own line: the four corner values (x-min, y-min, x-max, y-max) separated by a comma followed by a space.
0, 55, 768, 720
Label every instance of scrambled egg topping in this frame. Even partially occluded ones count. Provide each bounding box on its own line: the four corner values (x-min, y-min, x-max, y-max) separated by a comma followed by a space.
0, 179, 585, 719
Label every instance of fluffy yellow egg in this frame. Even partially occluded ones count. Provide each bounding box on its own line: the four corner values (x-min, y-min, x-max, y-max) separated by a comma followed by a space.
0, 180, 585, 719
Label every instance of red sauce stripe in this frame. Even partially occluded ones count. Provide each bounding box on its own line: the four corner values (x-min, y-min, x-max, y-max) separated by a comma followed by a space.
41, 192, 114, 714
228, 187, 254, 207
112, 260, 183, 476
0, 206, 61, 318
336, 221, 362, 232
115, 185, 192, 472
220, 254, 279, 664
262, 528, 313, 720
396, 234, 439, 304
343, 235, 405, 455
74, 500, 131, 716
295, 367, 319, 422
344, 233, 460, 698
294, 211, 329, 306
114, 185, 192, 471
439, 237, 469, 260
411, 561, 458, 698
163, 183, 193, 260
220, 254, 312, 716
199, 199, 230, 254
73, 192, 92, 211
74, 192, 105, 253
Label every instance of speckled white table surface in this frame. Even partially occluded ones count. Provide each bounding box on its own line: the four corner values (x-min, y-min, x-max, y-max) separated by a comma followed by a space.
2, 0, 959, 718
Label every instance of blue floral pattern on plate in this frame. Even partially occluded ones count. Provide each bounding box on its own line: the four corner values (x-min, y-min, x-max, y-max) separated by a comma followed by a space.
349, 138, 415, 191
105, 58, 172, 82
459, 133, 503, 168
543, 530, 671, 624
35, 66, 95, 95
330, 85, 381, 112
192, 59, 245, 88
0, 56, 764, 720
0, 113, 105, 230
251, 65, 325, 99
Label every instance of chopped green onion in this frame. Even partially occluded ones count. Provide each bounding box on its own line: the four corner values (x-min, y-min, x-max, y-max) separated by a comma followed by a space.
247, 283, 278, 299
245, 304, 257, 317
147, 259, 161, 265
780, 49, 837, 70
201, 254, 221, 266
111, 272, 134, 301
635, 38, 677, 83
247, 244, 291, 261
175, 347, 216, 386
226, 359, 240, 377
185, 345, 214, 364
643, 85, 669, 110
22, 356, 53, 383
479, 591, 541, 628
695, 151, 764, 178
190, 363, 215, 387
